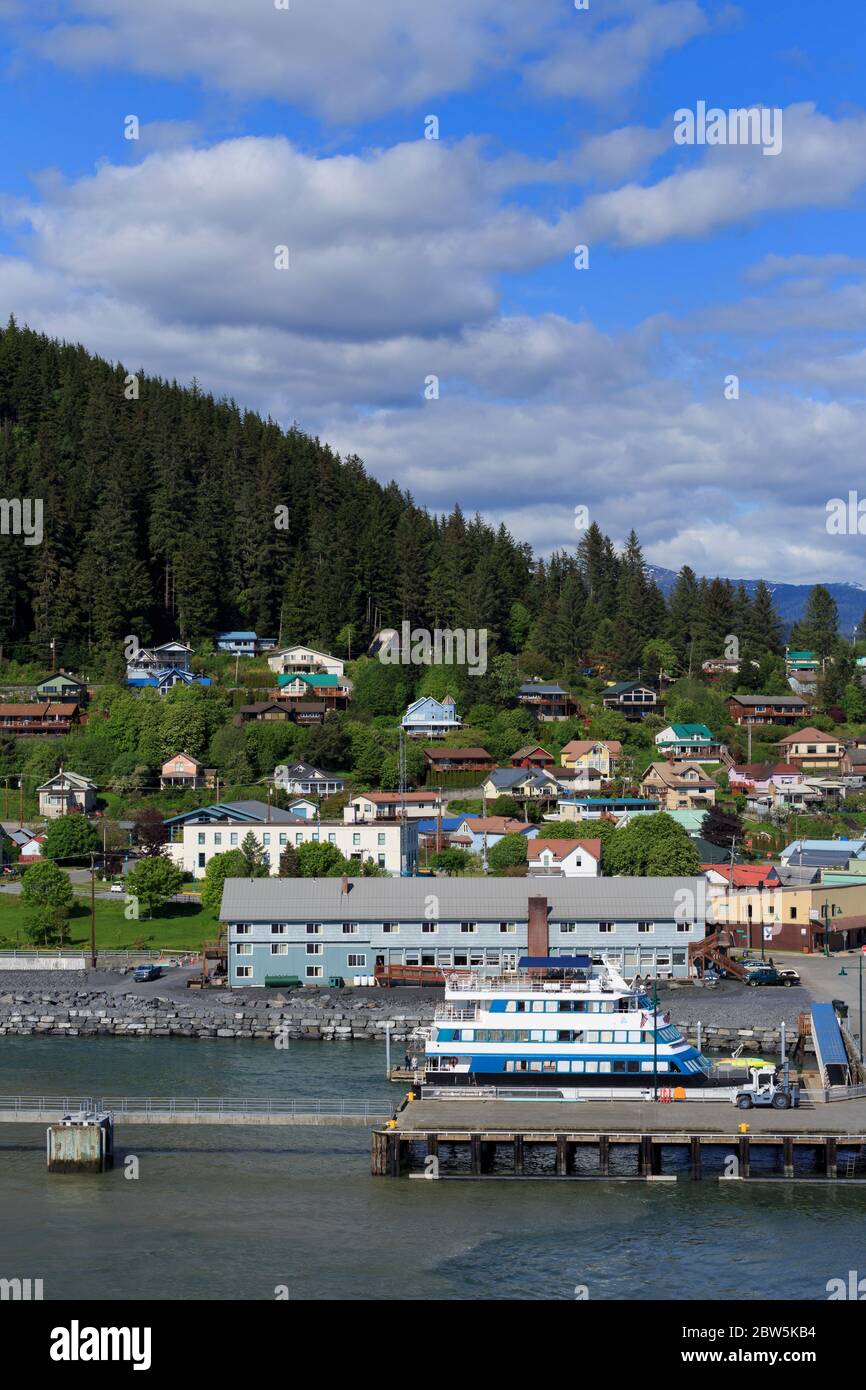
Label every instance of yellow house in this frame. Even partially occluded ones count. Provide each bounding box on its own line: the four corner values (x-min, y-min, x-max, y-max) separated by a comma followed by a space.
559, 739, 622, 774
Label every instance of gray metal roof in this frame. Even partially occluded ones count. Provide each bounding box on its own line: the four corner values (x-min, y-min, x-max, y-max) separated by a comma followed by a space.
219, 876, 706, 922
729, 694, 806, 706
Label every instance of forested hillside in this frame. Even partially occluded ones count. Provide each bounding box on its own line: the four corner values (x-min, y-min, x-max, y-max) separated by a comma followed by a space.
0, 319, 794, 681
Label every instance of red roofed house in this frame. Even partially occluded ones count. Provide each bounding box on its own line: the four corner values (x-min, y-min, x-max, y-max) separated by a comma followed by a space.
527, 838, 602, 878
702, 863, 781, 890
510, 745, 555, 770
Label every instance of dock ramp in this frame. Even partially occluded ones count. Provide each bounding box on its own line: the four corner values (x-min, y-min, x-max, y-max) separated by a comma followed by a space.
811, 1003, 854, 1088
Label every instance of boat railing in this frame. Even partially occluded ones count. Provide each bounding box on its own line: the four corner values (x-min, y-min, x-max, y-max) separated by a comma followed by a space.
433, 1006, 479, 1022
446, 972, 599, 994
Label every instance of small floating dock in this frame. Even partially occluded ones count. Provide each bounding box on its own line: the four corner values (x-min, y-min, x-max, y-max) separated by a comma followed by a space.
372, 1096, 866, 1181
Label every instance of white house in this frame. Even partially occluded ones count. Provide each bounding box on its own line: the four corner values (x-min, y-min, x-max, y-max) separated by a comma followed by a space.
527, 837, 602, 878
266, 644, 345, 678
37, 770, 98, 819
19, 833, 46, 859
168, 818, 411, 877
401, 694, 462, 739
273, 761, 345, 797
344, 791, 443, 822
126, 640, 192, 679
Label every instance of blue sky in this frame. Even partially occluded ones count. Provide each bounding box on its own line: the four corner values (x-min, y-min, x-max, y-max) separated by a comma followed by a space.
2, 0, 866, 585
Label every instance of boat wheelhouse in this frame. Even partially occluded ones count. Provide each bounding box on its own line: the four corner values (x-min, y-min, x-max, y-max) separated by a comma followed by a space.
423, 954, 712, 1092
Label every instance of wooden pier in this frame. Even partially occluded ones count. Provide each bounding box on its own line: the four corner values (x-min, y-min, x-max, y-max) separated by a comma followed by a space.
372, 1096, 866, 1181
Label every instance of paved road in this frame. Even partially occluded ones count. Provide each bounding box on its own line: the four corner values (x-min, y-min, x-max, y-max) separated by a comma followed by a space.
783, 951, 866, 1046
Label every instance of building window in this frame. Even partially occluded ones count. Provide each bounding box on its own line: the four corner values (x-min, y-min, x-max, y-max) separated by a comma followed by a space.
271, 923, 287, 935
353, 833, 361, 846
262, 833, 270, 847
499, 922, 516, 934
306, 923, 321, 935
236, 923, 251, 935
378, 833, 386, 845
676, 923, 691, 933
328, 832, 336, 844
198, 853, 206, 869
305, 966, 323, 979
599, 922, 614, 934
342, 923, 358, 935
461, 922, 477, 934
347, 954, 367, 968
270, 944, 288, 956
236, 966, 252, 979
279, 833, 287, 846
235, 943, 252, 956
306, 943, 322, 955
382, 923, 399, 934
230, 833, 238, 846
637, 921, 654, 934
559, 922, 576, 933
377, 854, 386, 868
422, 922, 437, 934
197, 832, 205, 845
214, 833, 222, 847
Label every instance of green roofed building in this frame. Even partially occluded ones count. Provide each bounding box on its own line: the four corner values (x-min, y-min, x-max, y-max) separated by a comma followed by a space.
654, 724, 722, 762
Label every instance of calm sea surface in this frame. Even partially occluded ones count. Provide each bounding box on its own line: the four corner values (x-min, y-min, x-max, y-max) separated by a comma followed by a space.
1, 1037, 865, 1301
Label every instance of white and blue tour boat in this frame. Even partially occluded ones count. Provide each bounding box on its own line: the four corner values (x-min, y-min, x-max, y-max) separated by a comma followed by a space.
422, 954, 713, 1093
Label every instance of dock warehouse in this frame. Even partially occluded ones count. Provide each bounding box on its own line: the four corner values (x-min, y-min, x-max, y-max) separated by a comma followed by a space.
219, 877, 707, 987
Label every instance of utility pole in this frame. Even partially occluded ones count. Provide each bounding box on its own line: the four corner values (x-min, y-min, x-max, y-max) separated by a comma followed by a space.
89, 852, 97, 969
18, 777, 23, 829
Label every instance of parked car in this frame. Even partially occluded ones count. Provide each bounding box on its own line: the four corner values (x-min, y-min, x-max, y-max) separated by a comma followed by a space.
133, 964, 162, 983
776, 968, 801, 987
110, 881, 125, 894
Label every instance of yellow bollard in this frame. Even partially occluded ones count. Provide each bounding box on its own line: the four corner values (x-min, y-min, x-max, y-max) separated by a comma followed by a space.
407, 1092, 415, 1102
739, 1123, 749, 1133
387, 1119, 396, 1129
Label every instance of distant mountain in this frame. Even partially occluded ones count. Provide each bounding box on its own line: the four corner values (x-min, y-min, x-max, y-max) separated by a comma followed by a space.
645, 566, 866, 636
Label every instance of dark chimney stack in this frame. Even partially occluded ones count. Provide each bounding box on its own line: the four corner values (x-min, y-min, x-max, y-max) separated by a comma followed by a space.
527, 895, 549, 958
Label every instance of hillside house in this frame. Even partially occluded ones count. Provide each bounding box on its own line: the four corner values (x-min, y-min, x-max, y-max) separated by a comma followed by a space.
452, 816, 538, 854
423, 747, 495, 775
126, 640, 192, 679
215, 632, 276, 656
601, 681, 658, 719
559, 739, 622, 775
159, 753, 217, 791
654, 724, 721, 761
344, 791, 443, 823
727, 694, 809, 726
37, 769, 97, 819
516, 682, 578, 721
401, 695, 462, 739
510, 745, 555, 770
776, 728, 844, 774
0, 703, 80, 736
273, 761, 345, 797
266, 645, 345, 678
482, 767, 558, 800
34, 672, 89, 705
276, 672, 351, 709
639, 761, 717, 811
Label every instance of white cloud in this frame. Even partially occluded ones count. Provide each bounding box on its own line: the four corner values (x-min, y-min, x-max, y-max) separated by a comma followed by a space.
6, 0, 713, 123
582, 104, 866, 247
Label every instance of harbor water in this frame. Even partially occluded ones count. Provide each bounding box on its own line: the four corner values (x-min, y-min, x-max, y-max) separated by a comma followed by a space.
1, 1037, 865, 1301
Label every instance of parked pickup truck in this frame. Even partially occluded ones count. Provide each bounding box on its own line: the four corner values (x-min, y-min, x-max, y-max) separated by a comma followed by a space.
133, 963, 162, 983
745, 966, 797, 988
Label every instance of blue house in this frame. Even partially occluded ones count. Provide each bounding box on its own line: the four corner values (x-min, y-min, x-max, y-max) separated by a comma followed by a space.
401, 694, 462, 739
128, 667, 212, 695
216, 631, 257, 655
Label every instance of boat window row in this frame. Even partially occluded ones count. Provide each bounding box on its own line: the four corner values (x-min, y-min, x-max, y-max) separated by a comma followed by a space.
503, 998, 625, 1013
503, 1059, 673, 1074
450, 1028, 646, 1043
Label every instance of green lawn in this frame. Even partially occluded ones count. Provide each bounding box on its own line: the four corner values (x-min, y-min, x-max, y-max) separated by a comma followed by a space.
0, 892, 218, 951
